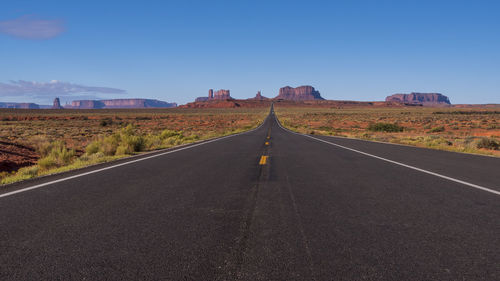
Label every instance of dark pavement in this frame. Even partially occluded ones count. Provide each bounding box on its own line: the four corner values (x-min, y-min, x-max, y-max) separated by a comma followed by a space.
1, 107, 499, 280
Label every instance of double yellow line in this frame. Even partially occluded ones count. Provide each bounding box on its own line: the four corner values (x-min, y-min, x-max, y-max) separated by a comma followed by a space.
259, 155, 268, 165
260, 128, 271, 165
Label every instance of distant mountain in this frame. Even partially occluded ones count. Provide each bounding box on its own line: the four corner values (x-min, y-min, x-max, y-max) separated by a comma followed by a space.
0, 102, 40, 109
247, 91, 269, 100
195, 89, 233, 102
385, 93, 451, 106
275, 86, 324, 101
65, 99, 177, 109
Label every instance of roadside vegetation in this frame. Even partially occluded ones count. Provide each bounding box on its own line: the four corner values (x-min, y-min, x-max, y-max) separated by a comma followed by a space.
274, 106, 500, 157
0, 108, 267, 185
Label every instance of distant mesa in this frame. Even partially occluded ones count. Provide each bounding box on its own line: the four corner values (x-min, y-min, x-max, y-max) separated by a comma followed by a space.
385, 93, 451, 106
0, 102, 40, 109
248, 91, 269, 100
195, 89, 233, 102
52, 98, 63, 109
275, 86, 324, 101
65, 99, 177, 109
1, 98, 177, 110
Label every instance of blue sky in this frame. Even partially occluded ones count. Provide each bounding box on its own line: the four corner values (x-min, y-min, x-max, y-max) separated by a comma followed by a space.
1, 0, 499, 105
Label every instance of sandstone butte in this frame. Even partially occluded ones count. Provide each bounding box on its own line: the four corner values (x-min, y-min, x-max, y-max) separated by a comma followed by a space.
385, 93, 451, 106
0, 102, 40, 109
65, 99, 177, 109
247, 91, 270, 100
183, 86, 457, 108
275, 85, 324, 101
52, 98, 64, 109
195, 89, 232, 102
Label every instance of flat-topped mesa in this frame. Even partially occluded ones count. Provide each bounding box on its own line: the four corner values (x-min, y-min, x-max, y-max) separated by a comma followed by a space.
0, 102, 39, 109
275, 85, 324, 101
213, 89, 231, 100
386, 92, 451, 106
195, 89, 233, 102
67, 99, 177, 109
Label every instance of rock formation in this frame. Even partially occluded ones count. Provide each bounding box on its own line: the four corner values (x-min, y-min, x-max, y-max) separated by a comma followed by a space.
195, 89, 233, 102
213, 89, 231, 100
275, 86, 324, 101
66, 99, 177, 109
195, 97, 209, 102
385, 93, 451, 106
248, 91, 269, 100
52, 97, 63, 109
0, 102, 40, 109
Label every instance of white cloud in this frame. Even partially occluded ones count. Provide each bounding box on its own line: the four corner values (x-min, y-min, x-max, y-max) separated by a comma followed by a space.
0, 15, 65, 40
0, 80, 126, 98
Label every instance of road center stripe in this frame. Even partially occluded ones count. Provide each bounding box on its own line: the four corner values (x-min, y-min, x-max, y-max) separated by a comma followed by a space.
259, 156, 268, 165
0, 116, 270, 199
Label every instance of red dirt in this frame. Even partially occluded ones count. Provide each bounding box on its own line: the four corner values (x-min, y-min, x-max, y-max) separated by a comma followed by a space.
0, 141, 39, 173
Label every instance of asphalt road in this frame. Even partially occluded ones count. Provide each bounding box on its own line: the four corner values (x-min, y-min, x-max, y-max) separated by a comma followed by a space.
1, 107, 499, 280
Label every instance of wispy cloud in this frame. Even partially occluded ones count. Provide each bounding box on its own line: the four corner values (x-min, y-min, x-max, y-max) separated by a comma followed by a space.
0, 15, 65, 40
0, 80, 126, 99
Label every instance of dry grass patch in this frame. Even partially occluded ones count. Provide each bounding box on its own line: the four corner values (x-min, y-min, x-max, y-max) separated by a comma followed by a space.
275, 106, 500, 157
0, 108, 267, 184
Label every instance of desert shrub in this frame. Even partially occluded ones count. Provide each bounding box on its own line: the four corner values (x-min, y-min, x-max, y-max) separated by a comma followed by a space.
85, 124, 145, 156
100, 118, 113, 127
0, 171, 11, 180
164, 135, 186, 146
421, 136, 453, 147
183, 134, 200, 141
106, 134, 122, 153
15, 166, 39, 179
115, 145, 129, 155
85, 141, 101, 155
160, 129, 182, 139
429, 126, 445, 133
317, 126, 332, 131
38, 156, 58, 170
144, 134, 163, 150
486, 124, 498, 130
30, 136, 53, 157
119, 134, 145, 154
1, 167, 38, 184
367, 123, 404, 132
360, 133, 372, 139
476, 138, 499, 150
37, 141, 76, 170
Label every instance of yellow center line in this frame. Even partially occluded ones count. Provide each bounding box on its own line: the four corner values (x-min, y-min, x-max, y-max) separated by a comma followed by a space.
259, 155, 268, 165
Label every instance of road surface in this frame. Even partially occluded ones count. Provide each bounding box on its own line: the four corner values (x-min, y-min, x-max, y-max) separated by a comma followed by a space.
1, 107, 499, 280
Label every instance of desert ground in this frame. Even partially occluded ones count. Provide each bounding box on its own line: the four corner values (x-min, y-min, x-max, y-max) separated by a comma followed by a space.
274, 105, 500, 157
0, 108, 268, 184
1, 105, 499, 185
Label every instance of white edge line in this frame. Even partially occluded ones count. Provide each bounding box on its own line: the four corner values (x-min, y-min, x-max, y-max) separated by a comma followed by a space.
274, 114, 500, 196
0, 115, 270, 199
317, 132, 499, 159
